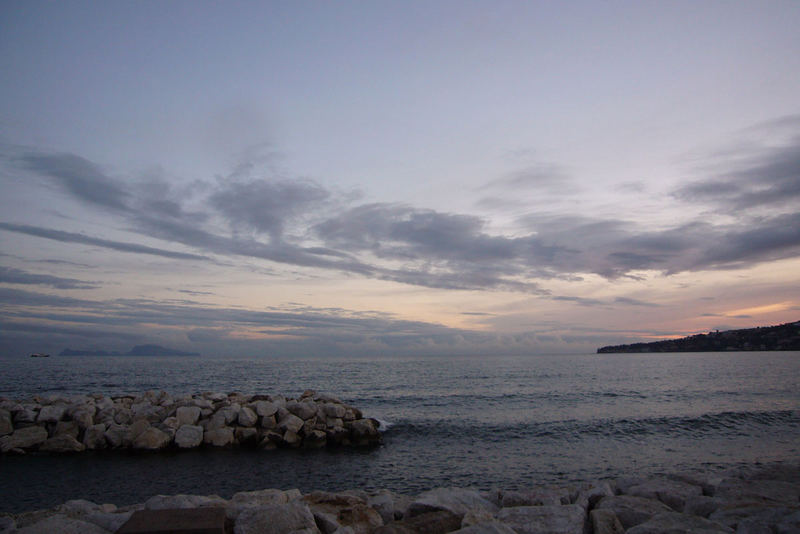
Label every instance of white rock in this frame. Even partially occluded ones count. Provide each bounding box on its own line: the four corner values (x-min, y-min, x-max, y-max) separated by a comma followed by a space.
58, 499, 115, 516
496, 504, 586, 534
590, 509, 625, 534
238, 406, 258, 427
287, 400, 318, 420
68, 406, 96, 429
278, 414, 305, 434
83, 511, 132, 532
213, 405, 239, 426
254, 401, 278, 417
132, 427, 171, 450
83, 424, 107, 450
233, 501, 320, 534
0, 425, 48, 452
408, 488, 499, 519
145, 494, 227, 510
454, 521, 518, 534
626, 511, 733, 533
322, 403, 346, 419
103, 423, 132, 448
175, 424, 204, 448
595, 495, 673, 530
626, 478, 702, 511
713, 478, 800, 506
709, 505, 796, 531
0, 409, 13, 436
203, 427, 235, 447
36, 404, 66, 424
39, 434, 86, 453
13, 513, 109, 534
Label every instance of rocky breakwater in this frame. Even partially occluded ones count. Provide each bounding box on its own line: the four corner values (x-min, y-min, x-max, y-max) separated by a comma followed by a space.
0, 389, 381, 454
1, 463, 799, 533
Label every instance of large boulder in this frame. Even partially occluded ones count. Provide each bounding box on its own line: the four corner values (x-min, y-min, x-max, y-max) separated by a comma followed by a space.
39, 434, 86, 453
322, 403, 346, 419
713, 478, 800, 506
595, 495, 673, 530
0, 409, 13, 436
626, 511, 733, 533
626, 478, 703, 511
175, 406, 201, 426
254, 400, 278, 418
407, 488, 499, 519
83, 511, 133, 532
132, 427, 171, 450
12, 514, 109, 534
368, 490, 412, 524
496, 504, 586, 534
303, 491, 383, 534
375, 510, 462, 534
235, 427, 259, 446
590, 509, 625, 534
203, 427, 235, 447
13, 406, 38, 426
709, 505, 797, 531
175, 424, 204, 448
349, 419, 381, 446
36, 403, 66, 424
104, 423, 132, 448
68, 406, 96, 429
217, 404, 241, 425
53, 420, 79, 439
287, 400, 318, 420
144, 493, 227, 510
0, 425, 48, 452
278, 414, 305, 434
454, 521, 518, 534
233, 500, 320, 534
238, 406, 258, 427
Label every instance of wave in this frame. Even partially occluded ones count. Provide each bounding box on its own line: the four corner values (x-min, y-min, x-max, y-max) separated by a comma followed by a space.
383, 409, 800, 443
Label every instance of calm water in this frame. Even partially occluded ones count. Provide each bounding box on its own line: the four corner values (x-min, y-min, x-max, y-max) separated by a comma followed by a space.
1, 352, 799, 513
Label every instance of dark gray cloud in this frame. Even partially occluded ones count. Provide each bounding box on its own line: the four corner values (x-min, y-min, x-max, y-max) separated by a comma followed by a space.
0, 266, 98, 289
18, 152, 131, 212
0, 222, 210, 261
209, 178, 329, 238
7, 137, 800, 296
675, 119, 800, 210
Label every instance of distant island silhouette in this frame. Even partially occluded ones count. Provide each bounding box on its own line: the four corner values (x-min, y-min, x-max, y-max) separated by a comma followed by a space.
597, 320, 800, 353
59, 344, 200, 357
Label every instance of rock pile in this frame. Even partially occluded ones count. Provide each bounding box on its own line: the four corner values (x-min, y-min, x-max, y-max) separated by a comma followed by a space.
2, 464, 798, 533
0, 389, 382, 454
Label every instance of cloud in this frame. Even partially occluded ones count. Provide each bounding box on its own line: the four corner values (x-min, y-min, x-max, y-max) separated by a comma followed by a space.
18, 152, 131, 212
209, 178, 330, 238
0, 287, 490, 355
0, 222, 210, 261
675, 116, 800, 211
477, 164, 573, 192
0, 266, 98, 289
7, 137, 800, 295
613, 297, 660, 307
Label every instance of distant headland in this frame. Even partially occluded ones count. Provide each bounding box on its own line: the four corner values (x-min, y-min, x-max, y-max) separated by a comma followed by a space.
597, 320, 800, 353
59, 344, 200, 357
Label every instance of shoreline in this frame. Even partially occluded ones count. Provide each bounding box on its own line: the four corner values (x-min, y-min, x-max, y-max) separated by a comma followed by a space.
2, 462, 798, 533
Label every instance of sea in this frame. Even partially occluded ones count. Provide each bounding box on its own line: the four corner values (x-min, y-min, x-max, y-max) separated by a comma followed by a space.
1, 351, 799, 513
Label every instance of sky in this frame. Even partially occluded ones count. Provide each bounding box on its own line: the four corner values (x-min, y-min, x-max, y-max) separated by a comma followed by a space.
1, 1, 799, 357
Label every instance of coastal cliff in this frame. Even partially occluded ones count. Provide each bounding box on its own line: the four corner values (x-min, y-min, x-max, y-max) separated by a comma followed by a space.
597, 320, 800, 353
